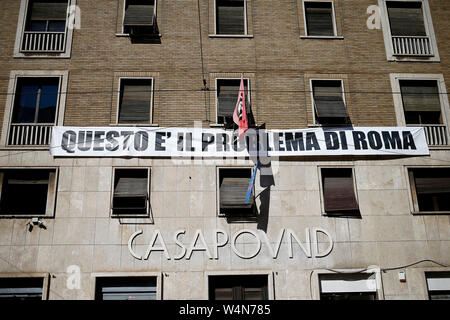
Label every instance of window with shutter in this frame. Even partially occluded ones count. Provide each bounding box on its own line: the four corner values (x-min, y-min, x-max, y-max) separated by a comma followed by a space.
386, 1, 427, 36
0, 278, 44, 300
216, 0, 246, 35
118, 79, 152, 124
409, 168, 450, 212
312, 80, 349, 125
25, 0, 68, 32
112, 168, 149, 215
123, 0, 156, 35
217, 79, 249, 125
304, 2, 335, 36
95, 277, 157, 300
400, 80, 442, 125
426, 272, 450, 300
209, 275, 268, 300
319, 273, 377, 300
321, 168, 359, 216
218, 168, 255, 217
0, 169, 56, 216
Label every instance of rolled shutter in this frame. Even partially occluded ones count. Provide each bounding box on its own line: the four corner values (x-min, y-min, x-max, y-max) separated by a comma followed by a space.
114, 177, 148, 198
387, 2, 426, 36
217, 80, 248, 118
119, 81, 152, 123
124, 3, 155, 26
414, 169, 450, 194
30, 1, 68, 21
313, 81, 348, 118
216, 0, 245, 35
305, 2, 334, 36
220, 177, 252, 208
323, 170, 358, 212
400, 80, 441, 112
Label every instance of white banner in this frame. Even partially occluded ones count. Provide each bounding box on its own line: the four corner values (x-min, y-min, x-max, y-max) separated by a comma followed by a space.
50, 126, 429, 157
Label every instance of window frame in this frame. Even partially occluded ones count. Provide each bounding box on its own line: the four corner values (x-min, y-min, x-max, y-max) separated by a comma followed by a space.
311, 268, 384, 300
390, 73, 450, 148
13, 0, 76, 58
210, 0, 253, 38
1, 70, 69, 148
205, 271, 274, 300
120, 0, 158, 36
214, 77, 251, 126
0, 167, 58, 218
309, 78, 347, 126
378, 0, 440, 62
115, 77, 154, 125
405, 166, 450, 215
302, 0, 338, 38
0, 273, 50, 300
424, 270, 450, 300
110, 167, 151, 218
318, 166, 359, 216
92, 272, 162, 300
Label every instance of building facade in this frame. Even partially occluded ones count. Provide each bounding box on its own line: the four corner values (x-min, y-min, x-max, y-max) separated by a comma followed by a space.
0, 0, 449, 300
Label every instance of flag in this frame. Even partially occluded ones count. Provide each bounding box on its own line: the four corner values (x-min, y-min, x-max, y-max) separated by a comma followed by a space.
245, 162, 259, 204
233, 76, 249, 140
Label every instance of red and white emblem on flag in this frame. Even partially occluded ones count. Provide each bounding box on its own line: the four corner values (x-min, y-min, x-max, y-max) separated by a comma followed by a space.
233, 76, 249, 140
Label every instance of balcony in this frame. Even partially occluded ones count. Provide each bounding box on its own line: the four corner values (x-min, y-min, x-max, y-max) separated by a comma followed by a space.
392, 36, 433, 56
8, 124, 53, 146
412, 124, 449, 147
21, 32, 66, 53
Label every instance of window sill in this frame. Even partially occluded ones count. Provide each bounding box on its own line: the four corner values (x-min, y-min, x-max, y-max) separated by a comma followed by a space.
0, 145, 50, 151
300, 35, 344, 40
0, 214, 51, 219
210, 123, 225, 128
208, 34, 254, 38
109, 123, 159, 127
411, 211, 450, 215
115, 33, 162, 38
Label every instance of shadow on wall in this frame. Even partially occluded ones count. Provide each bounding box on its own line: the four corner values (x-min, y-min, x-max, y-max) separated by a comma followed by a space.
257, 161, 275, 232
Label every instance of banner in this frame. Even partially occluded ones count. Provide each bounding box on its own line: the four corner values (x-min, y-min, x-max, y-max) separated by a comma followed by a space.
50, 126, 429, 157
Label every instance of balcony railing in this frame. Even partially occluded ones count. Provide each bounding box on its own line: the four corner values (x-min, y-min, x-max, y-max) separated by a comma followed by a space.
410, 124, 449, 147
21, 32, 66, 53
8, 124, 53, 146
392, 36, 433, 56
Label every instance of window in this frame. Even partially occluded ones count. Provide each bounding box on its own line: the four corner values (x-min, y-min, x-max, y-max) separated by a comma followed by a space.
123, 0, 157, 37
112, 168, 150, 216
215, 0, 246, 35
408, 168, 450, 213
95, 277, 157, 300
311, 80, 348, 125
321, 168, 359, 216
15, 0, 75, 55
0, 278, 44, 300
0, 169, 57, 216
209, 275, 268, 300
386, 1, 426, 37
379, 0, 439, 60
25, 0, 68, 32
426, 272, 450, 300
400, 80, 442, 125
8, 77, 59, 146
319, 273, 377, 300
216, 78, 249, 126
304, 2, 336, 36
218, 168, 255, 218
118, 79, 153, 124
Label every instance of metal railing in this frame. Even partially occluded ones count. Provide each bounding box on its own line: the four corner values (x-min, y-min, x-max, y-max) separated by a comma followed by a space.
412, 124, 449, 146
8, 123, 53, 146
392, 36, 433, 56
21, 32, 66, 53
